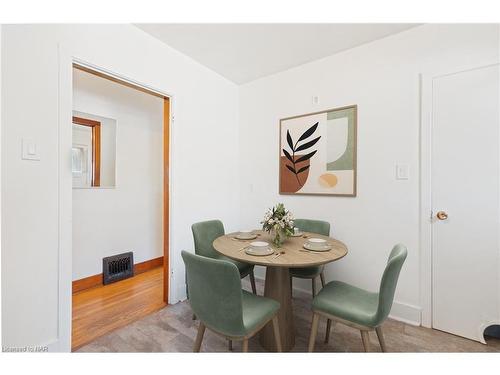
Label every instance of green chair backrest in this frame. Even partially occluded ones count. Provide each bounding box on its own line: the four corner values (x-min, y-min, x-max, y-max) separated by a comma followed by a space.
294, 218, 330, 236
191, 220, 225, 259
374, 244, 408, 325
182, 250, 246, 337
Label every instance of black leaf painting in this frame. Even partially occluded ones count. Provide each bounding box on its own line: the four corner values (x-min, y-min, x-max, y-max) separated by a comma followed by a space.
282, 122, 321, 187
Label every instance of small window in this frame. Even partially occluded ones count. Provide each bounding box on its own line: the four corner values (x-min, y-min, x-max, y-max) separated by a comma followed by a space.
72, 147, 84, 173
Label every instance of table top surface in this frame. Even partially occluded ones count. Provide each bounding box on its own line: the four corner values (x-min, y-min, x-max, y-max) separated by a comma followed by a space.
212, 230, 348, 267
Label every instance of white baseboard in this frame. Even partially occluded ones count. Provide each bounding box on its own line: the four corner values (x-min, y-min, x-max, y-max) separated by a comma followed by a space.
388, 301, 421, 326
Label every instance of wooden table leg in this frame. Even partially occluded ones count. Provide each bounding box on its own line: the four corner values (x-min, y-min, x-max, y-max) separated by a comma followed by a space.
259, 266, 294, 351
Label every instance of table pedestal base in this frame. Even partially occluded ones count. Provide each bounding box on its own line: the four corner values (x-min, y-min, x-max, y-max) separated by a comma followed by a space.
259, 266, 295, 352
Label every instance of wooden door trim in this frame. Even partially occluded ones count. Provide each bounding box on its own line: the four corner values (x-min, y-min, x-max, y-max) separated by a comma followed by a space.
73, 63, 168, 100
72, 116, 101, 187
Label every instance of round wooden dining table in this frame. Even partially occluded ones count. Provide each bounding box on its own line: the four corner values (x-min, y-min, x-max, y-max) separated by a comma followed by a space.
213, 229, 348, 352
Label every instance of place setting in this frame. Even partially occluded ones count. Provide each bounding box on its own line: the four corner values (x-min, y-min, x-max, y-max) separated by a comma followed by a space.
244, 241, 275, 256
232, 231, 281, 258
232, 229, 259, 241
302, 237, 332, 252
230, 204, 332, 257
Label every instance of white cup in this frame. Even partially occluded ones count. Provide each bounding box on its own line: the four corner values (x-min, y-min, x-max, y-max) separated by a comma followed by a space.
250, 241, 269, 252
307, 238, 327, 249
294, 227, 300, 234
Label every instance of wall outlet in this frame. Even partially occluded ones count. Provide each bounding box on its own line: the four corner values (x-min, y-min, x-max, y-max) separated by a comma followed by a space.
312, 95, 319, 105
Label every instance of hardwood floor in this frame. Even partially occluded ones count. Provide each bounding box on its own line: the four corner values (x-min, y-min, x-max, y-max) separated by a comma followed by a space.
72, 266, 165, 351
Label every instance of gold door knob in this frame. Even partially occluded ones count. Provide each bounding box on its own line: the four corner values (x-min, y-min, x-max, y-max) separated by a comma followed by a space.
436, 211, 448, 220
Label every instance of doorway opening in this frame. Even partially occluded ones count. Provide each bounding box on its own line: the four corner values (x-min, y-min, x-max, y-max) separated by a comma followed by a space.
70, 63, 170, 350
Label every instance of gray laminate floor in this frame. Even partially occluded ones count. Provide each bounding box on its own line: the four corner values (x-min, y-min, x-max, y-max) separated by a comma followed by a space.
78, 279, 500, 353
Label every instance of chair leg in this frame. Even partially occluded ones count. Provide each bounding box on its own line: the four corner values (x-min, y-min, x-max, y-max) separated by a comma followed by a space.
308, 313, 320, 352
320, 271, 325, 288
324, 319, 332, 343
249, 271, 257, 295
272, 315, 282, 352
311, 278, 316, 297
360, 330, 371, 352
228, 339, 233, 351
290, 276, 293, 298
375, 327, 387, 352
242, 339, 249, 352
193, 322, 206, 352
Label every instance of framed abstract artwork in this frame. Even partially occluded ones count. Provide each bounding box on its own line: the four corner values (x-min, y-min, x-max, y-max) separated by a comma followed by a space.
279, 105, 357, 196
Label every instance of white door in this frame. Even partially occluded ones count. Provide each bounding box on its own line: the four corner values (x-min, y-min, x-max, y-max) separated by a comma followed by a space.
431, 64, 500, 342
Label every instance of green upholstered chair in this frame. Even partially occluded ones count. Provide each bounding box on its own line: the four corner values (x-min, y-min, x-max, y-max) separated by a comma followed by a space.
289, 219, 331, 297
191, 220, 256, 294
308, 244, 407, 352
182, 251, 282, 352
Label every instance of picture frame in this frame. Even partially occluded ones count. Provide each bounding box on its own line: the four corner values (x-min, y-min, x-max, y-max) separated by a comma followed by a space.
279, 105, 357, 196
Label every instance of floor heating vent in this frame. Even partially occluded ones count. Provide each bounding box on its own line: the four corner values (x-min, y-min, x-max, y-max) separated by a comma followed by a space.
103, 252, 134, 285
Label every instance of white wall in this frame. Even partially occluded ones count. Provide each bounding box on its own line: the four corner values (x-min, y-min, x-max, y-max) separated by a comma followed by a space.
1, 24, 239, 351
72, 69, 163, 280
3, 23, 498, 352
238, 24, 500, 325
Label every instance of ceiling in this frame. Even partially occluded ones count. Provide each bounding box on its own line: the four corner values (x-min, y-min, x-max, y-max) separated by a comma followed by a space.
136, 24, 419, 84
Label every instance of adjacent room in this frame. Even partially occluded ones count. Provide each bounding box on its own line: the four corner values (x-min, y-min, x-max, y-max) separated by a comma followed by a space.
1, 21, 500, 357
70, 66, 168, 350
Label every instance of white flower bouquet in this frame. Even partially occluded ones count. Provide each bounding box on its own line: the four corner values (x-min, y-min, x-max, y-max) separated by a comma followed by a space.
261, 203, 294, 247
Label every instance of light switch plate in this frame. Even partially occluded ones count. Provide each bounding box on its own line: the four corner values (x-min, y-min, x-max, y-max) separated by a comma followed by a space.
396, 164, 409, 180
22, 138, 40, 161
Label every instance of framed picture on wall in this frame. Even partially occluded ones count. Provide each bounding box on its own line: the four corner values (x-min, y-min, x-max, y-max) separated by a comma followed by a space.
279, 105, 357, 196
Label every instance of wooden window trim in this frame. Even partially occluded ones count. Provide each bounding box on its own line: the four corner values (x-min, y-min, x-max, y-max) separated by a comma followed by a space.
72, 116, 101, 187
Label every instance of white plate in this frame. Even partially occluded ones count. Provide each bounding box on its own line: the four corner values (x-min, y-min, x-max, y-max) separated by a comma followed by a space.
291, 231, 304, 237
303, 243, 332, 252
245, 246, 274, 256
236, 233, 258, 240
308, 238, 327, 245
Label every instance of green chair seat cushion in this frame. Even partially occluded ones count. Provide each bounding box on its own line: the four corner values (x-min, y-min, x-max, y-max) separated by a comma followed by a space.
241, 290, 280, 334
289, 265, 322, 279
312, 280, 380, 327
311, 244, 408, 330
